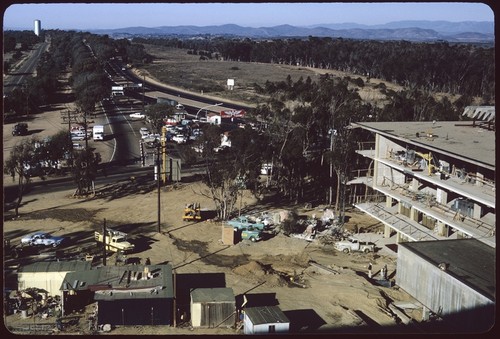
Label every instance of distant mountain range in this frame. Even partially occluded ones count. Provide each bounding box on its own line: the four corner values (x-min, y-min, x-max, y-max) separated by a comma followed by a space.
87, 20, 494, 43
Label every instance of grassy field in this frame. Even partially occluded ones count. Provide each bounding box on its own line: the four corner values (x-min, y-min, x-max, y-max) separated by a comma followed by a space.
139, 45, 397, 107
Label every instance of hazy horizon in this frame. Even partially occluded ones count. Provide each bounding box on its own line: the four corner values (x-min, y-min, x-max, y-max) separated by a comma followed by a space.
3, 2, 494, 31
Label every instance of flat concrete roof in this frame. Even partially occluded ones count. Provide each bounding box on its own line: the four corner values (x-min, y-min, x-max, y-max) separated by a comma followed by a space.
352, 121, 495, 170
399, 239, 495, 301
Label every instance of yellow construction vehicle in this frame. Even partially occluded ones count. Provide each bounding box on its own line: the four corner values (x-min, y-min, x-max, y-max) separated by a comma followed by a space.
415, 151, 440, 176
183, 202, 202, 221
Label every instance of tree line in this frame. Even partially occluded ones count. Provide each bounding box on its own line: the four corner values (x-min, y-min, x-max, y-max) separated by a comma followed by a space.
133, 36, 494, 102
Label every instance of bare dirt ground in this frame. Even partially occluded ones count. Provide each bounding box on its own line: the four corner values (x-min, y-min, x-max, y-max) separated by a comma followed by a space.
138, 45, 402, 108
3, 51, 422, 335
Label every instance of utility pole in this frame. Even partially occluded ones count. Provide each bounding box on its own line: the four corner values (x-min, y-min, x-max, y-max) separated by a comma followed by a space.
161, 126, 167, 184
142, 75, 146, 114
328, 128, 335, 206
102, 218, 107, 266
157, 143, 161, 233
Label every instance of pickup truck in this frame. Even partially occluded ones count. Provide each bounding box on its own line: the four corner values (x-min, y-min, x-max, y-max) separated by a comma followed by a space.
334, 237, 375, 254
95, 229, 134, 253
227, 215, 266, 231
241, 228, 263, 242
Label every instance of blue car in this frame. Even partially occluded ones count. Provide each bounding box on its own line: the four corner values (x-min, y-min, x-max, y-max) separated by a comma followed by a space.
20, 232, 66, 248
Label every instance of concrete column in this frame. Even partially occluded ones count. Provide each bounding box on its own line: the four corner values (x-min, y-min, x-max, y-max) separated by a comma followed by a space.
384, 224, 392, 238
473, 203, 482, 220
436, 221, 448, 237
410, 207, 418, 222
386, 196, 393, 208
476, 172, 484, 187
436, 188, 448, 205
411, 178, 419, 191
395, 231, 402, 243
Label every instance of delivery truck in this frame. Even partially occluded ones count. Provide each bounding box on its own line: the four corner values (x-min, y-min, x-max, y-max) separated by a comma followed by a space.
93, 125, 104, 141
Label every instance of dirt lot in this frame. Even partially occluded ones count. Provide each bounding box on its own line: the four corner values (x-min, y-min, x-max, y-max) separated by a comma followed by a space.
3, 51, 422, 335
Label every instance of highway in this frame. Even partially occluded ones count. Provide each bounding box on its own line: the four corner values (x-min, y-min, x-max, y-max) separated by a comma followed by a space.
4, 42, 241, 203
3, 41, 49, 95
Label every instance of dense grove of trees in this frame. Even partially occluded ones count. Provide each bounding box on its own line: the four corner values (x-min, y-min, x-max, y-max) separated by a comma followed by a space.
134, 36, 494, 102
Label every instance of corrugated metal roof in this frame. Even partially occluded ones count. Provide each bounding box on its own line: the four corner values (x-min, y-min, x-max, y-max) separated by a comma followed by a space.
245, 306, 289, 325
61, 264, 174, 300
191, 287, 235, 303
18, 261, 91, 273
399, 239, 495, 301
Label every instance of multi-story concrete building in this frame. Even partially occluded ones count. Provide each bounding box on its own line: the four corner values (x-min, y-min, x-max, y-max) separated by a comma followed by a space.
348, 106, 495, 249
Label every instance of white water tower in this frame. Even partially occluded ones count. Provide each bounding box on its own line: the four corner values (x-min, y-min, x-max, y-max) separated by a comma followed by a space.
34, 20, 41, 36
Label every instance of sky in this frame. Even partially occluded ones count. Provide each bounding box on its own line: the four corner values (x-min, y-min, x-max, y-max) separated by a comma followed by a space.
2, 2, 495, 31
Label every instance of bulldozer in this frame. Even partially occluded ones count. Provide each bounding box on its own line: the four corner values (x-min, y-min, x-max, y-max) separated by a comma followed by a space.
182, 202, 202, 221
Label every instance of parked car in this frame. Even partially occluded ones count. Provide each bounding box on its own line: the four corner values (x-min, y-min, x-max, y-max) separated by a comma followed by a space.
139, 127, 150, 138
73, 143, 85, 151
129, 112, 146, 120
20, 232, 66, 248
172, 134, 188, 144
12, 123, 28, 136
71, 131, 86, 141
175, 103, 185, 110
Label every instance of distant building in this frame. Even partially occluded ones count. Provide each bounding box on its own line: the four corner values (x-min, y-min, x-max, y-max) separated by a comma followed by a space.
34, 19, 41, 36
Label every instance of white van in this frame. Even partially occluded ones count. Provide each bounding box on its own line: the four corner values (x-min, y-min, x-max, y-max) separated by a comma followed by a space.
93, 125, 104, 141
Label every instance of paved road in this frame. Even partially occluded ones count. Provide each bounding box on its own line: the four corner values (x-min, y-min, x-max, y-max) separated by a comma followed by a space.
3, 41, 49, 95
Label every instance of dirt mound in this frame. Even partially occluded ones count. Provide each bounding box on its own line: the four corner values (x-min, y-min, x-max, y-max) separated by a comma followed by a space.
232, 261, 288, 288
232, 261, 267, 277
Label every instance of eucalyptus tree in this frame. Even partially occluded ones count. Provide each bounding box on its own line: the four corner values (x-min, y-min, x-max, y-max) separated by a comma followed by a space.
195, 124, 267, 220
4, 138, 46, 217
145, 103, 174, 134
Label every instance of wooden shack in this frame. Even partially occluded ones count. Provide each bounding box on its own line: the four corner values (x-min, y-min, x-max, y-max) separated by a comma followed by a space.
190, 287, 236, 328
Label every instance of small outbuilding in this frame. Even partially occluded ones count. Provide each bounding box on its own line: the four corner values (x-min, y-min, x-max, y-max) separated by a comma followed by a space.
17, 261, 91, 297
190, 287, 236, 328
243, 305, 290, 335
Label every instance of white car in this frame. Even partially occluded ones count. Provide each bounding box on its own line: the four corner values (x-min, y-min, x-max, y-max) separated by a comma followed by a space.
175, 104, 185, 110
71, 131, 86, 141
129, 112, 146, 120
172, 134, 188, 144
139, 127, 150, 138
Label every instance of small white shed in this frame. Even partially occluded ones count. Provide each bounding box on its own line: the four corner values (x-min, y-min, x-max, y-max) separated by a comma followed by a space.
190, 287, 236, 328
243, 305, 290, 335
17, 261, 91, 297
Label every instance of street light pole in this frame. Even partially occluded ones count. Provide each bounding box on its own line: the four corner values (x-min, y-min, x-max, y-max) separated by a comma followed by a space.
196, 103, 223, 119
